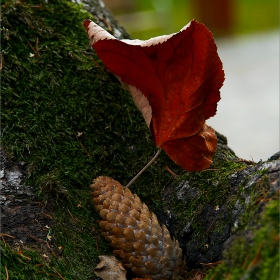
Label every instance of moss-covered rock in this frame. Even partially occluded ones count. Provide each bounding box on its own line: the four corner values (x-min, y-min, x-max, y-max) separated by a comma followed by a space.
160, 150, 279, 278
1, 1, 279, 279
205, 198, 279, 280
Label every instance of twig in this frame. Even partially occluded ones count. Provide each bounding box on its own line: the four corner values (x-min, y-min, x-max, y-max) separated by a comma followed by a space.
101, 17, 112, 32
27, 40, 40, 57
0, 54, 3, 70
5, 266, 9, 280
1, 236, 6, 245
67, 209, 79, 222
17, 251, 32, 260
40, 212, 53, 219
46, 241, 51, 250
206, 219, 216, 233
1, 233, 15, 245
0, 233, 15, 239
27, 41, 37, 54
52, 267, 66, 280
202, 154, 213, 164
50, 248, 57, 257
79, 142, 90, 157
165, 165, 178, 177
201, 168, 219, 172
242, 255, 249, 270
36, 37, 39, 53
126, 148, 162, 188
247, 242, 263, 270
29, 4, 42, 8
27, 235, 47, 244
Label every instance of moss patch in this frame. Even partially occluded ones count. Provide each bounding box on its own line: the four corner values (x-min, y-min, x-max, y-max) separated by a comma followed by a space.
204, 198, 279, 280
1, 1, 180, 278
1, 242, 59, 280
2, 1, 278, 279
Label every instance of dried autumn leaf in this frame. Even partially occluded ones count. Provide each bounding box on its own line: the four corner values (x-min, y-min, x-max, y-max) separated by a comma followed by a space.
84, 19, 224, 171
94, 255, 127, 280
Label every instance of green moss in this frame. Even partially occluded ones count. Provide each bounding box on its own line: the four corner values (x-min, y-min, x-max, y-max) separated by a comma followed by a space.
169, 156, 244, 239
204, 198, 279, 280
2, 1, 276, 279
1, 1, 179, 278
1, 242, 58, 280
236, 175, 270, 231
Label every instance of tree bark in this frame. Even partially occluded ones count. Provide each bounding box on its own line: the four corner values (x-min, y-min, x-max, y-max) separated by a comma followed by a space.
1, 1, 279, 279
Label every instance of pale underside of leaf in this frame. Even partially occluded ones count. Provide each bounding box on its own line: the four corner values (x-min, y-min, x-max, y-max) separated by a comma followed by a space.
86, 20, 192, 47
120, 81, 152, 127
86, 21, 154, 127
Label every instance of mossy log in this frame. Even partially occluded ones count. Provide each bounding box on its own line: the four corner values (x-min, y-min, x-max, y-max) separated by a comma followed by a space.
1, 1, 279, 279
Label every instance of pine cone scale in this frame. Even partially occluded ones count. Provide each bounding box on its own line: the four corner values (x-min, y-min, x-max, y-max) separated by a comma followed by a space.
90, 176, 185, 279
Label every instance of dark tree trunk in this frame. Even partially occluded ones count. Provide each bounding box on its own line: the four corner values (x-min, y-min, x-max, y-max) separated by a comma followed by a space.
1, 1, 279, 279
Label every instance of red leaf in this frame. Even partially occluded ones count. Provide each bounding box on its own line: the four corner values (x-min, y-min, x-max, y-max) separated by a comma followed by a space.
84, 19, 224, 171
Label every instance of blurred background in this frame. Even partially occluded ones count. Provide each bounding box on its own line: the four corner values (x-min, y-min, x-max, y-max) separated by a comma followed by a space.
103, 0, 279, 161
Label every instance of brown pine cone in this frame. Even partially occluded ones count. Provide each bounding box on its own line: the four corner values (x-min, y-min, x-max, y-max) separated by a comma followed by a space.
90, 176, 186, 280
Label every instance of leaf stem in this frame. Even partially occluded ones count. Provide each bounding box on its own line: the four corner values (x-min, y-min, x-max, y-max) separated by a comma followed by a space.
126, 148, 162, 188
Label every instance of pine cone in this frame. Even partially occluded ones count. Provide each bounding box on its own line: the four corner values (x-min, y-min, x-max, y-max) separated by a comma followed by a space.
90, 176, 186, 280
